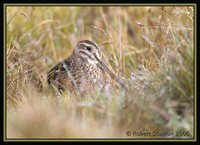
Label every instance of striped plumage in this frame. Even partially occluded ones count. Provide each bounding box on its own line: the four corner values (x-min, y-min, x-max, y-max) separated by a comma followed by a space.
47, 40, 124, 94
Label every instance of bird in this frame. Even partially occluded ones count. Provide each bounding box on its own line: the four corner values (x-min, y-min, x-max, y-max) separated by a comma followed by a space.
47, 40, 125, 95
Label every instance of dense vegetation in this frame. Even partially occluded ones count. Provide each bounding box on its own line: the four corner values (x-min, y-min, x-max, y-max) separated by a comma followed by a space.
6, 6, 194, 139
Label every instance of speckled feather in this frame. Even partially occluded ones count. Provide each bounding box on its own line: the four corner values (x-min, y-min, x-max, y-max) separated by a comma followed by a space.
47, 40, 123, 94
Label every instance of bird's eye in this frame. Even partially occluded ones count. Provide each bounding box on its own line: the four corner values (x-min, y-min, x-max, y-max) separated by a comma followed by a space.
86, 46, 92, 51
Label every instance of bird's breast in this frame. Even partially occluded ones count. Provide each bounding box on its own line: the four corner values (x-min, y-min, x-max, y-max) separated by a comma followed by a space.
76, 63, 106, 92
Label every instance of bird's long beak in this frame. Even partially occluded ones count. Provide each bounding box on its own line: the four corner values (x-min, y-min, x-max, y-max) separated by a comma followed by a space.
97, 57, 126, 89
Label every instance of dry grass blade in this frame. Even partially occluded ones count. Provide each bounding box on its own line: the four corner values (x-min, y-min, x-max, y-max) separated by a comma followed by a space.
6, 6, 194, 139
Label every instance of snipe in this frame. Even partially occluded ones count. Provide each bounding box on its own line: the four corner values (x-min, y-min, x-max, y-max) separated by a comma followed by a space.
47, 40, 125, 94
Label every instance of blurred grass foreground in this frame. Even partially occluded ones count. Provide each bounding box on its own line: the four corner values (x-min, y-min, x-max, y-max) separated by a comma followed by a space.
6, 6, 195, 139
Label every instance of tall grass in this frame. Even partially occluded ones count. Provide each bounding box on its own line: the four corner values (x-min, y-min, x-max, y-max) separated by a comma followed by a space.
6, 6, 194, 139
